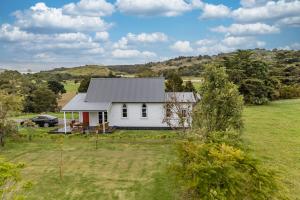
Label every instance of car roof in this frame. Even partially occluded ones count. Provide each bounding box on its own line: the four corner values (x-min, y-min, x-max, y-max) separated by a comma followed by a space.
38, 115, 57, 119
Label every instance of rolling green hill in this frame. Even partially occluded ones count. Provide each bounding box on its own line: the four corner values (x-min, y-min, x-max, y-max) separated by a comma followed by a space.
42, 49, 300, 79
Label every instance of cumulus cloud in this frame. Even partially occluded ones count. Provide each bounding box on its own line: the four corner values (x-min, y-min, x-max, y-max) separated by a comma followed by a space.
95, 31, 109, 41
0, 24, 103, 55
113, 32, 168, 49
195, 39, 217, 46
232, 0, 300, 22
195, 36, 266, 55
200, 3, 231, 19
279, 42, 300, 50
211, 23, 280, 36
170, 41, 193, 53
115, 0, 200, 17
277, 16, 300, 27
112, 49, 156, 58
240, 0, 268, 8
63, 0, 115, 17
13, 2, 111, 32
0, 24, 35, 42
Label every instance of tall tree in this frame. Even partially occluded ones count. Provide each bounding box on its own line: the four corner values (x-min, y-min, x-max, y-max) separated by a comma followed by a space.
193, 65, 244, 133
165, 72, 184, 92
0, 91, 22, 146
78, 77, 91, 93
223, 50, 276, 104
184, 81, 196, 92
47, 80, 66, 94
23, 87, 58, 113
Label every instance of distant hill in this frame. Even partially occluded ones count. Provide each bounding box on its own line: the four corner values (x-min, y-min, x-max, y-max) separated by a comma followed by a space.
0, 68, 7, 73
45, 65, 112, 77
42, 49, 300, 78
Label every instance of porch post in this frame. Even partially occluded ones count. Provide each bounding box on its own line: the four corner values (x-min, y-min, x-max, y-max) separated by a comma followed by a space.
64, 112, 67, 134
71, 112, 74, 120
102, 111, 105, 133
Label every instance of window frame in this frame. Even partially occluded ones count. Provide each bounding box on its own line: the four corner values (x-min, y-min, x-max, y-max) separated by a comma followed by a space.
141, 103, 147, 118
165, 103, 172, 118
98, 112, 108, 124
181, 109, 187, 118
121, 104, 128, 118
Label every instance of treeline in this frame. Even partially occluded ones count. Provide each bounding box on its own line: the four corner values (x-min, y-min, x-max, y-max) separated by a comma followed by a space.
0, 70, 66, 113
223, 50, 300, 104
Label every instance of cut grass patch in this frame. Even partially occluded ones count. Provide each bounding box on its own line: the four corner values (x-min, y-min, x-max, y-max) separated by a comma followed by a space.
243, 99, 300, 199
2, 130, 178, 200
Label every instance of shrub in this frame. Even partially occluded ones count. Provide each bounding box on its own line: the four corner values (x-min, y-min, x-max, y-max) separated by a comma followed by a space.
279, 85, 300, 99
172, 134, 284, 200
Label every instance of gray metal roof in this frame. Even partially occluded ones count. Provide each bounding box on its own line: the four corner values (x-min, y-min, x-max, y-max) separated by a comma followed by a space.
62, 93, 111, 111
85, 78, 165, 102
165, 92, 196, 103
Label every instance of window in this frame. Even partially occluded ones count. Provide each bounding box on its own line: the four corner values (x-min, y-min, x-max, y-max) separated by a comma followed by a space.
141, 103, 147, 118
181, 109, 187, 118
122, 104, 127, 118
166, 104, 172, 118
98, 112, 107, 124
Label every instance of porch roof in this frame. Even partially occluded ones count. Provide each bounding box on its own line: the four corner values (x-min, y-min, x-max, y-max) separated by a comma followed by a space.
61, 93, 111, 112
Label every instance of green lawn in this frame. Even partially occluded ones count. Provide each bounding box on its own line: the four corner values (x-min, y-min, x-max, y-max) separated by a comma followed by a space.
2, 130, 179, 200
63, 80, 80, 93
2, 99, 300, 199
243, 99, 300, 199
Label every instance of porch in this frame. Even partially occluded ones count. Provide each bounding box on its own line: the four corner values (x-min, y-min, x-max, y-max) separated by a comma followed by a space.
60, 93, 112, 134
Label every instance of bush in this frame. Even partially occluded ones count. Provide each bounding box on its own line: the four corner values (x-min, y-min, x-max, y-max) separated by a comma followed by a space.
172, 132, 284, 200
279, 85, 300, 99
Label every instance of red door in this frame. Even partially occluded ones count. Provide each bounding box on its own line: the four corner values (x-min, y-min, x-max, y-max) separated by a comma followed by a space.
83, 112, 89, 125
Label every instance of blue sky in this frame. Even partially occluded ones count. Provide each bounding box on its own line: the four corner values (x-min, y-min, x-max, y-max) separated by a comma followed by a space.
0, 0, 299, 71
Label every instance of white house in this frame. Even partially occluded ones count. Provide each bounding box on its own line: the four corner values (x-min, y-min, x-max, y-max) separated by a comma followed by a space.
62, 77, 196, 133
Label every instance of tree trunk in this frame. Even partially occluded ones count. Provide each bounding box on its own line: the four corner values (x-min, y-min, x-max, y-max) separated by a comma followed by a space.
0, 134, 4, 147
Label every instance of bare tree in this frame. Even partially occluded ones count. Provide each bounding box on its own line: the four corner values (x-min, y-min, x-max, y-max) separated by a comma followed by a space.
163, 91, 194, 135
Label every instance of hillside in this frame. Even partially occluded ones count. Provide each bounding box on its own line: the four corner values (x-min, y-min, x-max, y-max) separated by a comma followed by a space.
45, 65, 112, 77
42, 49, 300, 79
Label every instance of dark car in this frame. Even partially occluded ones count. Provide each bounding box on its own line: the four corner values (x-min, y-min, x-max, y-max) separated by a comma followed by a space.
21, 115, 59, 127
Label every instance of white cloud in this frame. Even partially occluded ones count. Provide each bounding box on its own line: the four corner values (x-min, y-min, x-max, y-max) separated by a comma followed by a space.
115, 0, 199, 17
0, 24, 35, 42
13, 2, 111, 32
170, 41, 193, 53
200, 3, 231, 19
195, 36, 266, 55
113, 32, 168, 49
240, 0, 268, 8
95, 31, 109, 41
277, 16, 300, 27
0, 24, 103, 55
279, 42, 300, 50
112, 49, 156, 58
126, 32, 168, 43
63, 0, 115, 17
222, 36, 264, 47
195, 39, 217, 46
211, 23, 280, 35
232, 0, 300, 22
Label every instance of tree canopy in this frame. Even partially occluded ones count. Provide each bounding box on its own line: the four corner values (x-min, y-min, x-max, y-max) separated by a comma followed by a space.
193, 65, 244, 133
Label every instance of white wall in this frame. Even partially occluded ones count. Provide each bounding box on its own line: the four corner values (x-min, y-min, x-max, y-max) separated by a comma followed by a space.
86, 102, 194, 128
89, 112, 99, 126
108, 103, 168, 127
79, 112, 83, 123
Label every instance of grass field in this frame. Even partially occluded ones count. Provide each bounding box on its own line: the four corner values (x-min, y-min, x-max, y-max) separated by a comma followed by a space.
58, 80, 80, 107
52, 66, 111, 77
2, 131, 179, 200
243, 99, 300, 199
2, 99, 300, 199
